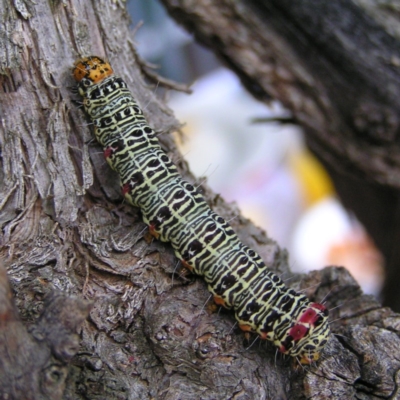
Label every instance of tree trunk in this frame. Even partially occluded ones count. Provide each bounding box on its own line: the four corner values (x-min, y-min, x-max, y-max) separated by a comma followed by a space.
0, 1, 400, 399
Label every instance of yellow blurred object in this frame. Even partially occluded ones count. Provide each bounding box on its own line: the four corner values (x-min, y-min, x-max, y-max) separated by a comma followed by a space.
289, 150, 334, 206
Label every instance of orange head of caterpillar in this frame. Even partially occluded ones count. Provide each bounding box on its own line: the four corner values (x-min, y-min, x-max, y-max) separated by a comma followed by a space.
73, 56, 113, 86
277, 302, 330, 365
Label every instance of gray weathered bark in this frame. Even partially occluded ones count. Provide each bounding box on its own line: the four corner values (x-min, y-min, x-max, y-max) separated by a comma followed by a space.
0, 1, 400, 399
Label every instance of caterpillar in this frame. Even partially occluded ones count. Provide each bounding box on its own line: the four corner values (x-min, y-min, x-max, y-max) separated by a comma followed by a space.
73, 56, 330, 365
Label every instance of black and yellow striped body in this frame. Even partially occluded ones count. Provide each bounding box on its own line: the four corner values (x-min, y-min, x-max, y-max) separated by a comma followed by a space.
74, 56, 330, 364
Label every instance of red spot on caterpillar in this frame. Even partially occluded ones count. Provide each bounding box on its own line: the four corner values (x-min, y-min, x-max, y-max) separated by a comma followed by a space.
122, 183, 131, 195
299, 303, 328, 325
289, 324, 308, 341
104, 147, 114, 159
299, 308, 318, 324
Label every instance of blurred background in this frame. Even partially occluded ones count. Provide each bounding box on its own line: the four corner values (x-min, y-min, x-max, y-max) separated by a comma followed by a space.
127, 0, 384, 297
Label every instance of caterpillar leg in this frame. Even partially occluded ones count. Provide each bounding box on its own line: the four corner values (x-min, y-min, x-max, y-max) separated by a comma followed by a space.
213, 294, 226, 307
238, 323, 253, 333
180, 259, 194, 272
148, 223, 160, 239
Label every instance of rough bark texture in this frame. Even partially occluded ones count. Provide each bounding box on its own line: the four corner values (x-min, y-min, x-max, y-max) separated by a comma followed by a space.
159, 0, 400, 313
0, 1, 400, 399
0, 263, 91, 399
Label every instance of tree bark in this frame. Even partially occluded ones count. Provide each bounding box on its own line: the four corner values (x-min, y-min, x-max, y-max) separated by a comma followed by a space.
0, 1, 400, 399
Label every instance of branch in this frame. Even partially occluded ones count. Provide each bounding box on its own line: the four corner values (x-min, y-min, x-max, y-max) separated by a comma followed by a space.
160, 0, 400, 187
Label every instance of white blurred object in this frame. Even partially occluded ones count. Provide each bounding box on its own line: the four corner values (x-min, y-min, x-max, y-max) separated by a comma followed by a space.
291, 198, 351, 272
171, 69, 301, 191
291, 198, 384, 296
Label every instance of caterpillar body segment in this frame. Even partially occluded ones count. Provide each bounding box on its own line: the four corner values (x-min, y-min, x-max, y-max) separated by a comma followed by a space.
73, 56, 330, 364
